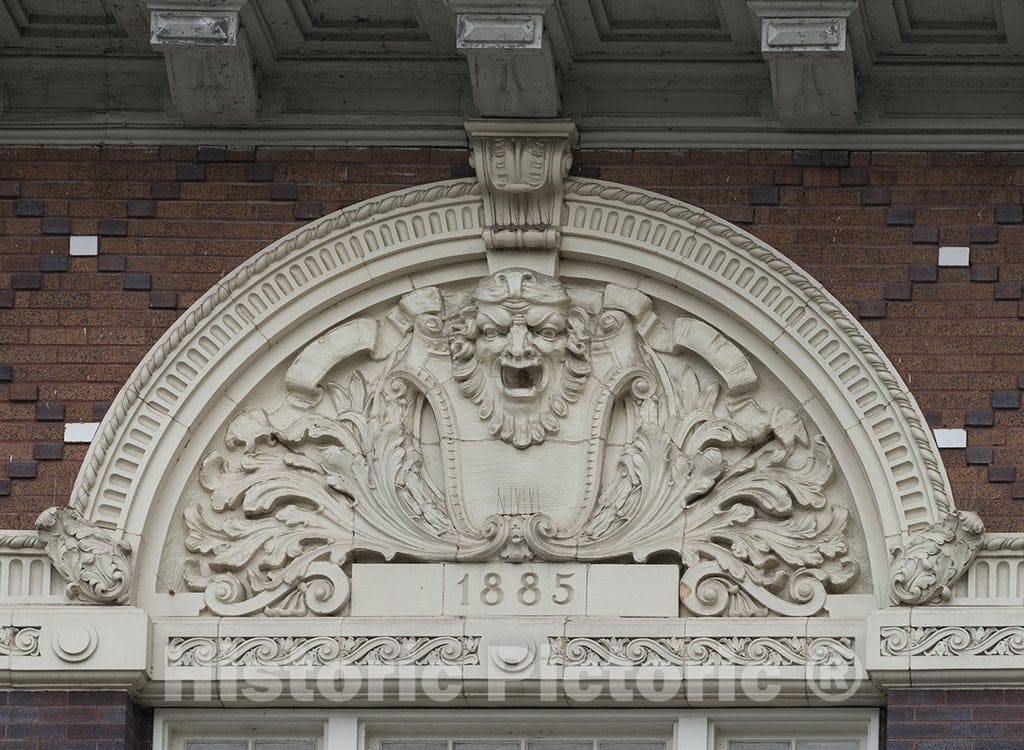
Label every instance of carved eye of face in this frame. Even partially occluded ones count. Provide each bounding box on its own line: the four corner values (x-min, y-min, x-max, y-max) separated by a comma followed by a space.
482, 326, 502, 340
537, 326, 559, 341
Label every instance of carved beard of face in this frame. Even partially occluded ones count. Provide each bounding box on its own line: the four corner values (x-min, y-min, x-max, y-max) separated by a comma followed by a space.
449, 277, 592, 449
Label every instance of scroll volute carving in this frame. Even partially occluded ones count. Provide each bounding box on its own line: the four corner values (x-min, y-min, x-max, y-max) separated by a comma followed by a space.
890, 510, 984, 605
36, 507, 133, 605
466, 120, 576, 251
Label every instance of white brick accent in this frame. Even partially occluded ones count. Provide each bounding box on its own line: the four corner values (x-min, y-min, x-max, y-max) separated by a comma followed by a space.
938, 246, 970, 267
64, 422, 100, 443
933, 428, 967, 449
69, 236, 98, 257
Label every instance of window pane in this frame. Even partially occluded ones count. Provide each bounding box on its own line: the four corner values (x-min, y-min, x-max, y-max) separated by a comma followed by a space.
797, 744, 858, 750
729, 743, 791, 750
382, 744, 448, 750
453, 743, 519, 750
599, 743, 666, 750
528, 742, 593, 750
255, 744, 316, 750
186, 744, 247, 750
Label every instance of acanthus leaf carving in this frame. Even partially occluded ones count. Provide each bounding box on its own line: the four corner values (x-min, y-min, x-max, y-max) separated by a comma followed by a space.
35, 507, 133, 605
889, 510, 984, 606
182, 268, 860, 617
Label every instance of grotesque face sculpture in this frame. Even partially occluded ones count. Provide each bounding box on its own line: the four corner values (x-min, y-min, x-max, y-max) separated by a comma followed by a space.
449, 269, 592, 449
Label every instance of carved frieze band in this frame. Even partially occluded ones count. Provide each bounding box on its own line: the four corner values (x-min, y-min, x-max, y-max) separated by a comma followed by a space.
0, 626, 41, 657
167, 635, 481, 667
548, 636, 855, 667
880, 626, 1024, 658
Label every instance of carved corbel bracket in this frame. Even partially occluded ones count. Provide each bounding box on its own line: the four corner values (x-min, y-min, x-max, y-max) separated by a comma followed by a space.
465, 119, 577, 257
747, 1, 862, 129
146, 0, 259, 125
890, 510, 984, 605
35, 507, 133, 605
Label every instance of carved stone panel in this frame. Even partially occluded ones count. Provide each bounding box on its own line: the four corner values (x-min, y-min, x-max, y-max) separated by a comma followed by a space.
160, 267, 871, 618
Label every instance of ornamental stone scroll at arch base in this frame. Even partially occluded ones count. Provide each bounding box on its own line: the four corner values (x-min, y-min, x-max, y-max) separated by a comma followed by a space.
35, 121, 980, 620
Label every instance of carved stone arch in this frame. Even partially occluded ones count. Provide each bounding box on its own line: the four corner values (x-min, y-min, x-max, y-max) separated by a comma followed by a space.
50, 174, 971, 616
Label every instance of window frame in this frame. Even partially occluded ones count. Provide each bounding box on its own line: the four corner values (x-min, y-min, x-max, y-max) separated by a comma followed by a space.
154, 708, 879, 750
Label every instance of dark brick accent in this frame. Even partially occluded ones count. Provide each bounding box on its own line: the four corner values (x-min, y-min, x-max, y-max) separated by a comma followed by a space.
994, 282, 1023, 300
970, 264, 999, 282
0, 363, 11, 381
861, 187, 891, 206
123, 272, 152, 291
33, 442, 63, 460
9, 384, 38, 402
1012, 482, 1024, 499
0, 478, 9, 496
0, 289, 12, 308
270, 181, 300, 201
923, 410, 942, 428
858, 300, 887, 319
990, 465, 1017, 483
176, 163, 206, 181
908, 264, 938, 283
39, 254, 69, 273
35, 402, 65, 421
1019, 373, 1024, 390
750, 186, 779, 205
886, 207, 915, 225
151, 180, 181, 200
149, 290, 178, 309
1018, 300, 1024, 319
294, 202, 324, 220
246, 162, 275, 181
197, 145, 228, 162
820, 149, 849, 167
793, 149, 821, 166
97, 254, 127, 272
911, 226, 940, 244
717, 206, 754, 224
995, 205, 1024, 224
992, 390, 1021, 409
966, 408, 995, 427
11, 272, 42, 290
126, 199, 156, 218
98, 218, 128, 236
8, 461, 37, 478
568, 164, 600, 178
92, 402, 110, 420
0, 180, 21, 197
15, 199, 44, 217
883, 282, 913, 301
966, 447, 994, 465
41, 217, 71, 235
970, 225, 999, 244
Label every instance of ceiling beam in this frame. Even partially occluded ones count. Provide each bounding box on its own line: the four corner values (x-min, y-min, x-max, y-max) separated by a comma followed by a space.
147, 0, 260, 125
444, 0, 560, 118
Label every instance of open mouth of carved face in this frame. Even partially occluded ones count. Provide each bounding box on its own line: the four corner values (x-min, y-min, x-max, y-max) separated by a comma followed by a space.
499, 363, 545, 399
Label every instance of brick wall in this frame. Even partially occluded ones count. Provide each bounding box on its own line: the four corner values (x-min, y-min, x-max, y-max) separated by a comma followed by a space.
886, 689, 1024, 749
0, 690, 151, 749
1, 146, 1023, 530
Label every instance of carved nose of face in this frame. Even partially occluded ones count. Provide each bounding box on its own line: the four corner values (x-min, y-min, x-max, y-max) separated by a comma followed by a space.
505, 322, 536, 361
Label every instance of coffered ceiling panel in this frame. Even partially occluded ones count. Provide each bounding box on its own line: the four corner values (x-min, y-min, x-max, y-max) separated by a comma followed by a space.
0, 0, 148, 49
863, 0, 1024, 58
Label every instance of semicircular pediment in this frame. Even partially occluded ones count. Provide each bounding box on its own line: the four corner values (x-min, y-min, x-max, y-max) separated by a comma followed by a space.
47, 144, 975, 620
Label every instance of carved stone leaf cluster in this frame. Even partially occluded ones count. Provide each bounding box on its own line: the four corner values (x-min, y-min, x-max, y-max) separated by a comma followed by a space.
35, 507, 133, 605
889, 510, 984, 605
549, 635, 855, 667
182, 269, 859, 618
167, 635, 480, 667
